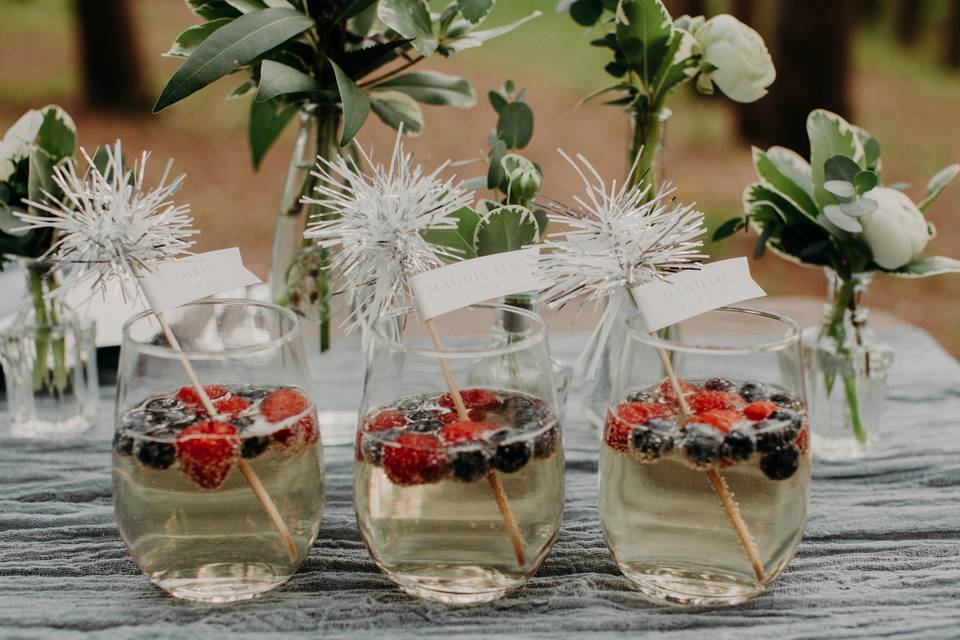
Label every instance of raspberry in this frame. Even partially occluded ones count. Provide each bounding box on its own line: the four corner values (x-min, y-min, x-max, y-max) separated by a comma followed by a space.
687, 390, 745, 413
438, 389, 499, 410
368, 410, 407, 431
605, 403, 674, 453
176, 421, 239, 490
689, 409, 740, 432
382, 433, 449, 486
272, 414, 318, 453
175, 385, 228, 407
214, 395, 249, 417
439, 420, 499, 445
439, 408, 486, 424
744, 400, 778, 421
604, 412, 632, 453
261, 388, 308, 423
658, 378, 697, 403
795, 426, 809, 453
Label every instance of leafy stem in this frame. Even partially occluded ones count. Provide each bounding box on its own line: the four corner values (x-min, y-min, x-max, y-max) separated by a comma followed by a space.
357, 54, 426, 89
823, 276, 867, 444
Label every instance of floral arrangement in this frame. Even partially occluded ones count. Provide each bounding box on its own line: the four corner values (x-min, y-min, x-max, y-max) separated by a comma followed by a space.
559, 0, 775, 192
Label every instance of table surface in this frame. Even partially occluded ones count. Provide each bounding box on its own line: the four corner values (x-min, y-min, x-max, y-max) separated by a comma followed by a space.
2, 327, 959, 640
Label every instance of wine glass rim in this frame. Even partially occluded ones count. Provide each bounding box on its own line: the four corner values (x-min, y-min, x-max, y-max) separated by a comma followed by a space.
369, 303, 548, 359
626, 306, 801, 355
122, 298, 301, 360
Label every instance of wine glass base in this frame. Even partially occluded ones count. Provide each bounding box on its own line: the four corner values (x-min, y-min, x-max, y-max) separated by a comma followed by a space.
9, 415, 92, 439
619, 564, 764, 607
150, 564, 291, 603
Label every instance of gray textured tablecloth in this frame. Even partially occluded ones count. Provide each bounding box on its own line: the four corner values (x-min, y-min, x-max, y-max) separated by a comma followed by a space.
2, 328, 959, 640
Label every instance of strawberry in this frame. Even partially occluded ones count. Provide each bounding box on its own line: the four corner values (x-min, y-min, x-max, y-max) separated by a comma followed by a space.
382, 433, 449, 486
214, 395, 249, 417
175, 384, 228, 407
368, 410, 407, 432
176, 421, 239, 490
795, 426, 809, 453
658, 378, 697, 403
438, 389, 500, 410
689, 409, 740, 433
604, 411, 632, 453
605, 403, 674, 453
261, 388, 308, 423
439, 420, 499, 445
439, 408, 487, 424
687, 390, 745, 413
744, 400, 778, 421
272, 414, 318, 453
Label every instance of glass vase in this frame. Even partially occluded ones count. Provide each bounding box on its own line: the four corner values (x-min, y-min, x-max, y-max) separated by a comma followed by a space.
0, 261, 98, 438
802, 268, 894, 461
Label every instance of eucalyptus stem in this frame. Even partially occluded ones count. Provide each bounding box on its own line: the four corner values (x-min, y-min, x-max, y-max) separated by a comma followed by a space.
27, 266, 52, 392
626, 100, 667, 198
824, 276, 867, 444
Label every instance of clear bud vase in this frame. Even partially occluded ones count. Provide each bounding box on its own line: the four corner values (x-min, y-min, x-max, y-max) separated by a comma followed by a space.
802, 268, 894, 461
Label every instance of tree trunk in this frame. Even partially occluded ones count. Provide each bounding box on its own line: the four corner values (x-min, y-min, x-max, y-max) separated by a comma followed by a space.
894, 0, 926, 45
859, 0, 883, 24
664, 0, 706, 18
730, 0, 777, 143
945, 0, 960, 68
73, 0, 147, 109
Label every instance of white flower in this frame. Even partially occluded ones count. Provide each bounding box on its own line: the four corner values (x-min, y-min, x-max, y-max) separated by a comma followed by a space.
0, 109, 44, 182
302, 131, 469, 332
694, 14, 775, 103
860, 187, 930, 270
16, 141, 197, 299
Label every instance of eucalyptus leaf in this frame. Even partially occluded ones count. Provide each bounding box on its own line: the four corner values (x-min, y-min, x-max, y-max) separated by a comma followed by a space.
378, 0, 438, 55
712, 217, 744, 241
488, 90, 507, 113
457, 0, 494, 23
615, 0, 673, 87
248, 97, 297, 169
824, 155, 861, 184
376, 71, 476, 107
824, 180, 855, 200
423, 206, 480, 260
165, 19, 232, 58
889, 182, 911, 192
474, 205, 539, 256
370, 90, 424, 135
256, 59, 320, 102
570, 0, 604, 26
328, 57, 370, 147
889, 255, 960, 278
487, 139, 507, 190
840, 197, 878, 218
918, 163, 960, 212
496, 102, 534, 149
852, 170, 878, 194
807, 110, 864, 207
154, 8, 314, 112
822, 204, 863, 233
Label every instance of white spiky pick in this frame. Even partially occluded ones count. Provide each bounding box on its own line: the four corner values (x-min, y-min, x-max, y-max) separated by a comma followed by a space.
16, 140, 197, 300
302, 130, 470, 332
539, 150, 708, 379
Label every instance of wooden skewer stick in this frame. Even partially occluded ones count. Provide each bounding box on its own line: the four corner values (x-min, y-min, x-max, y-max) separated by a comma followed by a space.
425, 319, 526, 567
156, 312, 299, 562
654, 338, 765, 582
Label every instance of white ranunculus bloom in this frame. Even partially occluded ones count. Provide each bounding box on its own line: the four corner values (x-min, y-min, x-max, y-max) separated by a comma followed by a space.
0, 109, 44, 182
860, 187, 931, 270
694, 14, 775, 103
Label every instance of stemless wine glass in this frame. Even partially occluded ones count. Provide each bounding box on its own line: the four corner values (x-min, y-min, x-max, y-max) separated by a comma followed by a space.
113, 300, 324, 603
599, 307, 810, 606
354, 303, 564, 605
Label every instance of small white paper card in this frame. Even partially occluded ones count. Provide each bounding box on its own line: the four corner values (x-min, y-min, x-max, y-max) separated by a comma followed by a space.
411, 248, 545, 320
137, 247, 261, 314
631, 257, 766, 332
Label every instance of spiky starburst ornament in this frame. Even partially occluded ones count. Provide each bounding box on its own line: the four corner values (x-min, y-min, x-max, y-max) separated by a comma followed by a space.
302, 131, 470, 331
16, 140, 197, 300
540, 150, 707, 377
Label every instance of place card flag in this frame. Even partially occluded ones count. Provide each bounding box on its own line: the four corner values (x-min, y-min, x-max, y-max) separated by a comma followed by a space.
631, 257, 766, 333
137, 247, 261, 314
411, 248, 545, 320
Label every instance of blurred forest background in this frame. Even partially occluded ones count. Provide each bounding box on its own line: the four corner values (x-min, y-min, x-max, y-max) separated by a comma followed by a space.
1, 0, 958, 354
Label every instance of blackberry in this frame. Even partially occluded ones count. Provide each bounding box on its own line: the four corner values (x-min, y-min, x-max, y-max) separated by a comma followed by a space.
770, 409, 803, 432
122, 410, 159, 433
233, 386, 271, 402
720, 430, 754, 462
145, 397, 182, 414
492, 440, 531, 473
739, 381, 770, 403
760, 445, 800, 480
113, 432, 134, 456
680, 423, 722, 468
240, 436, 270, 459
531, 424, 558, 458
704, 378, 738, 393
629, 418, 675, 460
408, 418, 442, 434
166, 411, 197, 430
135, 440, 176, 470
769, 392, 800, 409
232, 415, 255, 430
397, 396, 425, 412
503, 395, 535, 414
450, 445, 491, 482
626, 390, 654, 403
753, 414, 801, 453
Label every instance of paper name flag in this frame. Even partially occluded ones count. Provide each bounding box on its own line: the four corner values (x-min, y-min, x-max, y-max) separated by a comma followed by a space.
631, 257, 766, 332
137, 247, 261, 314
411, 248, 545, 320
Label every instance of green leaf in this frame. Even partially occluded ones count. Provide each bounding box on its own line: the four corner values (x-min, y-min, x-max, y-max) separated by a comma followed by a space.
852, 170, 878, 195
457, 0, 494, 24
840, 197, 878, 218
570, 0, 604, 26
165, 19, 233, 58
754, 225, 772, 259
338, 39, 411, 78
863, 136, 881, 171
744, 182, 817, 227
918, 163, 960, 213
0, 202, 29, 237
34, 106, 76, 160
474, 205, 539, 256
27, 148, 56, 217
824, 155, 861, 184
533, 208, 549, 236
752, 147, 818, 218
225, 0, 267, 12
487, 139, 508, 190
328, 57, 370, 147
442, 11, 541, 53
378, 0, 438, 55
370, 90, 424, 135
248, 97, 297, 169
488, 90, 507, 113
256, 59, 320, 102
712, 217, 744, 241
806, 109, 864, 207
376, 71, 477, 108
496, 102, 534, 149
332, 0, 379, 24
615, 0, 674, 87
423, 206, 480, 260
154, 8, 314, 112
577, 82, 633, 108
889, 255, 960, 278
824, 180, 855, 200
649, 28, 696, 95
349, 1, 380, 36
228, 80, 256, 100
187, 0, 242, 20
765, 146, 815, 198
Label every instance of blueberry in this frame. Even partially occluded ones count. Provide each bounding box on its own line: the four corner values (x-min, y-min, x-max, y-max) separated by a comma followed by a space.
720, 430, 754, 462
680, 423, 722, 467
450, 445, 491, 482
753, 413, 801, 453
145, 397, 182, 414
492, 440, 531, 473
113, 432, 134, 456
241, 436, 270, 459
135, 441, 176, 470
705, 378, 738, 393
531, 424, 559, 458
122, 410, 158, 433
770, 409, 803, 432
626, 390, 654, 403
739, 381, 770, 402
769, 392, 800, 409
629, 419, 675, 459
503, 395, 535, 414
760, 445, 800, 480
408, 418, 442, 434
233, 386, 271, 402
